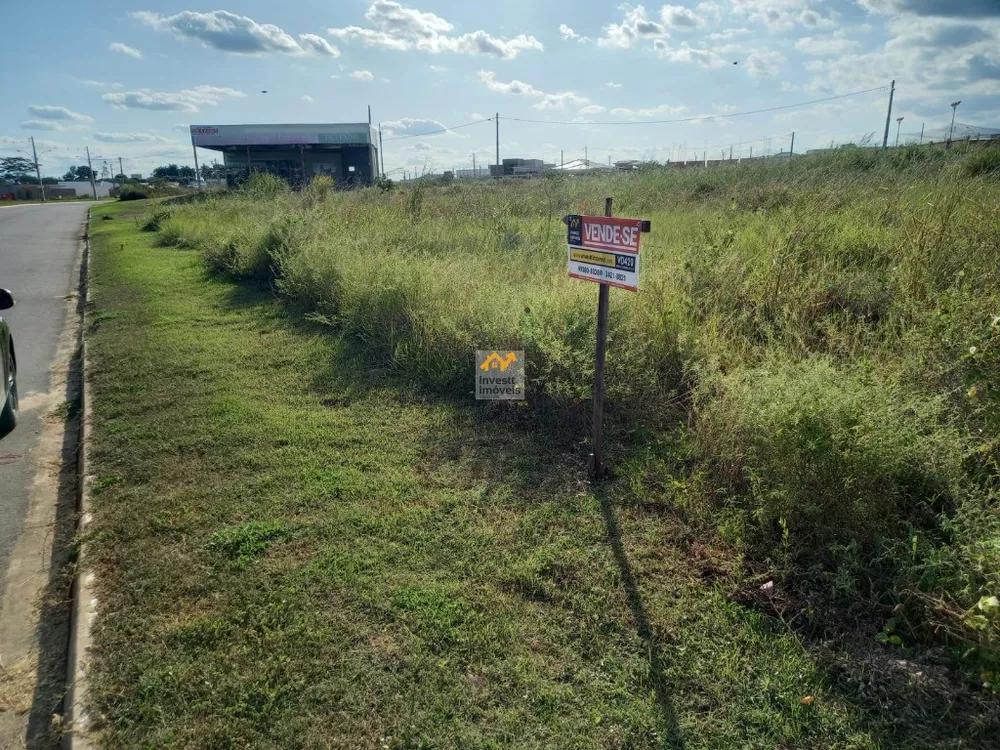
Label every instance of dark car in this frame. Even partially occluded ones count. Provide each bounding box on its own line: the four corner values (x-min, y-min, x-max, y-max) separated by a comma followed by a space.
0, 288, 17, 435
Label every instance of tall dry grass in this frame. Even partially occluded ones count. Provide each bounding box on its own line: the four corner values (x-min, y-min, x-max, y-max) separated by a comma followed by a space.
156, 146, 1000, 663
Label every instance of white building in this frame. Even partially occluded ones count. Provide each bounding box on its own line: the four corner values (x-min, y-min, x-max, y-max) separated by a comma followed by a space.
56, 180, 117, 198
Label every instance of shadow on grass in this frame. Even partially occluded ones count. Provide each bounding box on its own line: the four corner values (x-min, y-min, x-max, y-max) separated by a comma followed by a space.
597, 485, 686, 749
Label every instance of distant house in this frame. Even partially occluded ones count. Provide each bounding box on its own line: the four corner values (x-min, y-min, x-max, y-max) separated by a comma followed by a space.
550, 159, 612, 173
490, 158, 555, 177
55, 180, 117, 198
0, 183, 78, 200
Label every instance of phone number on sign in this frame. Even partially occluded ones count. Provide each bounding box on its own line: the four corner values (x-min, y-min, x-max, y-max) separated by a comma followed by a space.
575, 264, 629, 283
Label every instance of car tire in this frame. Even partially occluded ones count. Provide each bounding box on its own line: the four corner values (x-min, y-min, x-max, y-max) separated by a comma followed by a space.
0, 350, 16, 436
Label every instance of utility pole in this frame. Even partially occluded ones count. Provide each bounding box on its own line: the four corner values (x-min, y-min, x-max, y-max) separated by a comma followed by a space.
948, 100, 962, 148
192, 136, 203, 192
729, 145, 733, 161
895, 116, 904, 148
30, 137, 46, 202
85, 146, 97, 199
118, 156, 125, 185
749, 145, 753, 159
368, 105, 371, 125
585, 145, 588, 165
790, 131, 795, 159
495, 113, 499, 176
919, 122, 925, 145
561, 149, 564, 167
882, 79, 895, 149
378, 123, 385, 177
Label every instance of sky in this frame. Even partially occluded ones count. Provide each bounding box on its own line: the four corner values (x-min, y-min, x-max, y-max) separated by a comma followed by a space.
3, 0, 1000, 179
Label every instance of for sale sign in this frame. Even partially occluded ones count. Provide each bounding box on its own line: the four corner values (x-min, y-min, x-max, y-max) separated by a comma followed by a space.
566, 214, 644, 292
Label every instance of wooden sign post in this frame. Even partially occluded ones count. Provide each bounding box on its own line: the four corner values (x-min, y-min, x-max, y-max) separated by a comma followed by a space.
564, 198, 651, 481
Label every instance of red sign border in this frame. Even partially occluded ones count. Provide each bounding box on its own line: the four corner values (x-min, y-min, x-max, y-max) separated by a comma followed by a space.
575, 215, 644, 255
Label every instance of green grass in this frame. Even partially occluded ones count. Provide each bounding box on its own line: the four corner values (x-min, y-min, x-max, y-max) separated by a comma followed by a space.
155, 149, 1000, 661
85, 176, 998, 747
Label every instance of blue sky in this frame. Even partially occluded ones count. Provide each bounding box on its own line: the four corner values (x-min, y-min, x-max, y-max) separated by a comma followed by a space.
4, 0, 1000, 178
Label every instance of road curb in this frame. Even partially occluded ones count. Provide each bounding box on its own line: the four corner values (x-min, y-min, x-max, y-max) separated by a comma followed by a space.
62, 209, 97, 750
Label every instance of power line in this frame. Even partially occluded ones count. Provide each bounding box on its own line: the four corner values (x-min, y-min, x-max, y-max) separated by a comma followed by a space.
383, 118, 493, 141
500, 85, 890, 126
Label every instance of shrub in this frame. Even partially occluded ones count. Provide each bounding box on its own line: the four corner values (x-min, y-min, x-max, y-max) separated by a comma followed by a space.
239, 171, 289, 200
693, 356, 999, 655
960, 147, 1000, 178
141, 209, 171, 232
118, 182, 149, 201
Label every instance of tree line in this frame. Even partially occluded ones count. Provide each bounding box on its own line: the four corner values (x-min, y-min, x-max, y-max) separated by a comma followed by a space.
1, 157, 227, 184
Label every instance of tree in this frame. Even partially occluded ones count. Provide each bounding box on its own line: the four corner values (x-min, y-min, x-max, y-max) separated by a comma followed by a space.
1, 156, 37, 183
199, 162, 226, 180
178, 165, 196, 180
152, 164, 181, 179
63, 165, 94, 181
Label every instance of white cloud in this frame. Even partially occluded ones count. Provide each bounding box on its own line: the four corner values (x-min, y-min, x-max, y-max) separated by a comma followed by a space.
134, 10, 339, 56
382, 117, 453, 137
109, 42, 142, 58
27, 105, 93, 122
350, 70, 375, 82
729, 0, 837, 31
81, 79, 123, 89
578, 105, 607, 115
856, 0, 1000, 17
477, 70, 590, 110
103, 85, 245, 112
709, 27, 751, 39
795, 35, 861, 56
803, 16, 1000, 99
302, 94, 314, 103
21, 120, 67, 131
746, 49, 787, 77
428, 64, 448, 72
611, 103, 686, 118
605, 81, 623, 88
661, 4, 706, 28
478, 70, 543, 96
328, 1, 542, 60
598, 5, 669, 48
559, 24, 591, 42
536, 92, 590, 109
653, 40, 728, 67
94, 132, 173, 143
697, 1, 724, 21
297, 33, 340, 57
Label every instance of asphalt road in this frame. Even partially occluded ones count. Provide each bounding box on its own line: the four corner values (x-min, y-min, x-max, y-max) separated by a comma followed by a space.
0, 202, 91, 594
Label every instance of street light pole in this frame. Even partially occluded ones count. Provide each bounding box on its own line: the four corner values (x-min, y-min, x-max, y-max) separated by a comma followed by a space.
895, 116, 904, 148
948, 100, 962, 148
30, 137, 46, 203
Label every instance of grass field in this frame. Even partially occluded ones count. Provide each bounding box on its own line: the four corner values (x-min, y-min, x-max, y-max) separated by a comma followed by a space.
85, 149, 1000, 748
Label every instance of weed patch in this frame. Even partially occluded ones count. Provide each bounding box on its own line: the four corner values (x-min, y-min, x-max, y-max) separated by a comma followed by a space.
84, 158, 1000, 748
